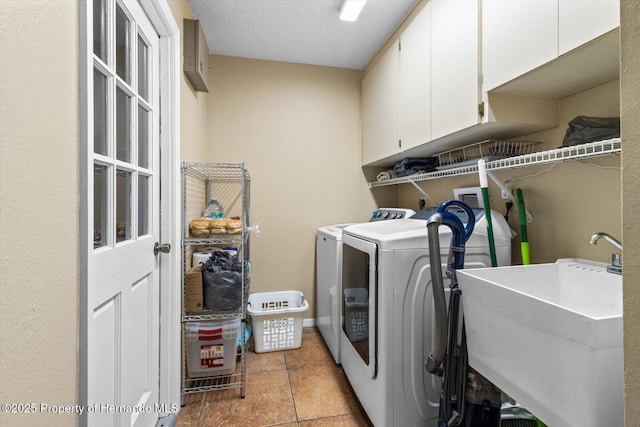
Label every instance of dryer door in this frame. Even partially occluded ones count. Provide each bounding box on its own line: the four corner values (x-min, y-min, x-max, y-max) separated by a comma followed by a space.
341, 233, 377, 379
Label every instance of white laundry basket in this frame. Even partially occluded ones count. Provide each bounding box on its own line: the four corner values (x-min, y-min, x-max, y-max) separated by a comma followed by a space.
344, 288, 368, 342
247, 290, 309, 353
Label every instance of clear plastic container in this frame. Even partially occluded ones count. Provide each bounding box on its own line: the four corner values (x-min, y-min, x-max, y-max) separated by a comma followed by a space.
202, 198, 224, 219
185, 318, 240, 377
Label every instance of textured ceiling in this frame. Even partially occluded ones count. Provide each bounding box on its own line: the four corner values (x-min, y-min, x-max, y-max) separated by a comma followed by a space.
187, 0, 418, 70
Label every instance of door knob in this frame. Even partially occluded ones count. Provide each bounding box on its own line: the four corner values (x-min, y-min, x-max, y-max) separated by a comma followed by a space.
154, 242, 171, 255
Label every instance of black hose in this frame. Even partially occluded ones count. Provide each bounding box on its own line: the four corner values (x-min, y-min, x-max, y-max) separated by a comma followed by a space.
442, 288, 468, 425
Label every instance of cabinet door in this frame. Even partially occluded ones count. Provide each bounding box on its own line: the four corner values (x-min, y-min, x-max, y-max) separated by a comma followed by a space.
362, 64, 380, 165
482, 0, 557, 91
431, 0, 480, 140
362, 39, 400, 164
559, 0, 619, 55
376, 39, 400, 160
399, 3, 431, 151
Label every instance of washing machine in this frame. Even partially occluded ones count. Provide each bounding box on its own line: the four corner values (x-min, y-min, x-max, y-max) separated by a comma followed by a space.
316, 208, 415, 364
340, 208, 512, 427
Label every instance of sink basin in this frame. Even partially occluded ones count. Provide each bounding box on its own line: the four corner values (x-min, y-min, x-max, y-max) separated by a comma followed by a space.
457, 259, 623, 427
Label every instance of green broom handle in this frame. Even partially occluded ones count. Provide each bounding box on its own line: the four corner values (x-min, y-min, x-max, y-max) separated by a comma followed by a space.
516, 188, 531, 265
478, 160, 498, 267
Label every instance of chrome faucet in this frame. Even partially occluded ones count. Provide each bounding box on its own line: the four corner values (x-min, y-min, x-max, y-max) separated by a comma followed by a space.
589, 232, 622, 275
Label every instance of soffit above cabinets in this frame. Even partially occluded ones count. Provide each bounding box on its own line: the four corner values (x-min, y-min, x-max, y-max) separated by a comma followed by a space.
187, 0, 418, 70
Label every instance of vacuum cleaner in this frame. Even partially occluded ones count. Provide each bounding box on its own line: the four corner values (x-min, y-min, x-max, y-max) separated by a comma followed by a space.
425, 200, 502, 427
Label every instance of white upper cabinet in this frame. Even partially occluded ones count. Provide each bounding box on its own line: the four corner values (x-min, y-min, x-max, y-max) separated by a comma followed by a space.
364, 1, 480, 165
362, 0, 619, 166
482, 0, 620, 92
376, 40, 401, 160
398, 3, 431, 152
430, 0, 480, 140
361, 63, 378, 165
482, 0, 558, 92
362, 38, 400, 165
558, 0, 620, 55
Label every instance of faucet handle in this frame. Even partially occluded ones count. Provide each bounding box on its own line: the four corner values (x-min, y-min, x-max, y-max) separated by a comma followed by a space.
612, 253, 622, 268
607, 253, 623, 275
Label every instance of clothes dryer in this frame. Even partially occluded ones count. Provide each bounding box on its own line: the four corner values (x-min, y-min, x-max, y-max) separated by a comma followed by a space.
316, 208, 414, 364
340, 209, 512, 426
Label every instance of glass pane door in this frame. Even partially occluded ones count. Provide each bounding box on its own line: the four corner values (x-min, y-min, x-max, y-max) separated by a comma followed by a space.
92, 0, 154, 249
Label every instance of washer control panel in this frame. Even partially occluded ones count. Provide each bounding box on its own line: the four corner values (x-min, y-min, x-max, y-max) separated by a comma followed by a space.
369, 208, 416, 222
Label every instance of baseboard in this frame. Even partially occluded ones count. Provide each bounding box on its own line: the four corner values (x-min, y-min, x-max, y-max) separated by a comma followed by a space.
303, 318, 317, 328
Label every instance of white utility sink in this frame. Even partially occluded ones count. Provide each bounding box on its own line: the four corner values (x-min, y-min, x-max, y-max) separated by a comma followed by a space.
457, 259, 623, 427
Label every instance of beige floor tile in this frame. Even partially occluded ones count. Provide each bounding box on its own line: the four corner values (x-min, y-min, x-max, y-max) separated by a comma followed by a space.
198, 369, 297, 427
177, 327, 368, 426
181, 391, 206, 405
299, 412, 371, 426
175, 392, 204, 426
247, 349, 287, 374
289, 364, 360, 421
284, 329, 333, 369
175, 400, 202, 427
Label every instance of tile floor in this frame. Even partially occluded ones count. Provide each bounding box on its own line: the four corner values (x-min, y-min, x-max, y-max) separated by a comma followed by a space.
176, 327, 371, 427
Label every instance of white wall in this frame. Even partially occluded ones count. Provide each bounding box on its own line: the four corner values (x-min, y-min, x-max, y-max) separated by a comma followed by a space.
0, 1, 79, 426
167, 0, 210, 161
204, 56, 395, 318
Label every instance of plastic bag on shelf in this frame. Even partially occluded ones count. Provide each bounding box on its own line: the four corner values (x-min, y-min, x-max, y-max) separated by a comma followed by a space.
562, 116, 620, 147
201, 251, 249, 312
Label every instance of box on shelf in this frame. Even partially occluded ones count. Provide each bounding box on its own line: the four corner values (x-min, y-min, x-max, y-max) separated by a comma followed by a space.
185, 318, 240, 378
247, 290, 309, 353
185, 267, 204, 312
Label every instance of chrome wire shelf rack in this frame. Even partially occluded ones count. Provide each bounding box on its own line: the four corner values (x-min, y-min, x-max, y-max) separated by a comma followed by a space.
182, 359, 245, 394
181, 162, 250, 400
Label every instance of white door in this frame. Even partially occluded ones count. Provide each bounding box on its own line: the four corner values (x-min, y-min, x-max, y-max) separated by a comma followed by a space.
85, 1, 163, 425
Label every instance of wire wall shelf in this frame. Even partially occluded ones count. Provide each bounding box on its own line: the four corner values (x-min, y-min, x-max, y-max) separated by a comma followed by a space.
436, 139, 539, 168
369, 138, 621, 188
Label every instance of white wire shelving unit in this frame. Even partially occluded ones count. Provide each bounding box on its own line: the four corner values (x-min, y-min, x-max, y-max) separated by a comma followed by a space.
369, 138, 621, 188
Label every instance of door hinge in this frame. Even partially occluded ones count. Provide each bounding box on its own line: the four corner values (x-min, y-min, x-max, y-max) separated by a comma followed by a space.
398, 40, 401, 51
478, 102, 485, 118
399, 139, 402, 149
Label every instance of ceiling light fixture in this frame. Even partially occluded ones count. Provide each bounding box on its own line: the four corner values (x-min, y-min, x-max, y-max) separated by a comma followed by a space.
339, 0, 367, 22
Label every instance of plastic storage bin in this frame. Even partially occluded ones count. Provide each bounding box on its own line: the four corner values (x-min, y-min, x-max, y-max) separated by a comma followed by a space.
344, 288, 368, 342
185, 318, 240, 378
247, 291, 309, 353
